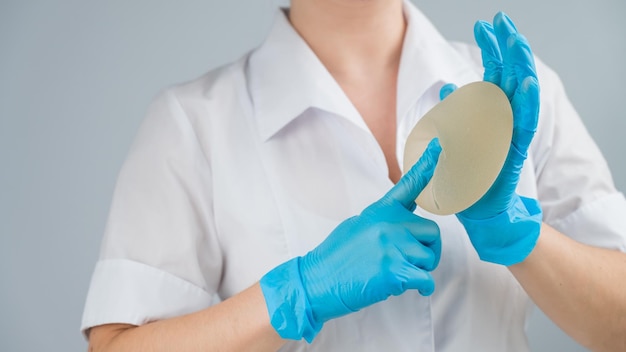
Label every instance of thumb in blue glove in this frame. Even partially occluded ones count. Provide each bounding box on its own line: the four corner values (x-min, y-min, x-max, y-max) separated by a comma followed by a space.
260, 138, 442, 342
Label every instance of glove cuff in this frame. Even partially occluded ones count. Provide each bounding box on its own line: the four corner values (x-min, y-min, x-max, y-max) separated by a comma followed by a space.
458, 195, 542, 266
259, 257, 323, 343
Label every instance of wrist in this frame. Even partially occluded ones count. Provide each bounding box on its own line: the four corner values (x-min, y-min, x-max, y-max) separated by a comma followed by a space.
259, 257, 322, 342
458, 195, 542, 266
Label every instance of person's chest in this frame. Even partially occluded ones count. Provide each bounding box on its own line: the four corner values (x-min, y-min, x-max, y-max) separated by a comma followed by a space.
202, 79, 538, 296
337, 70, 403, 183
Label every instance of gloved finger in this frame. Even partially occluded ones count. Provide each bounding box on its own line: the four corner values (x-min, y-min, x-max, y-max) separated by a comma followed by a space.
501, 33, 537, 100
439, 83, 457, 101
493, 12, 518, 63
474, 20, 503, 85
399, 214, 441, 247
394, 235, 438, 271
510, 75, 540, 154
402, 226, 441, 271
494, 13, 520, 99
383, 138, 441, 209
507, 33, 537, 84
393, 214, 441, 268
378, 203, 440, 247
396, 267, 436, 296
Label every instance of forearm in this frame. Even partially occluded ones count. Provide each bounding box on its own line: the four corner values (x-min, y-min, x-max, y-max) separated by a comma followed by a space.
509, 223, 626, 351
88, 283, 285, 352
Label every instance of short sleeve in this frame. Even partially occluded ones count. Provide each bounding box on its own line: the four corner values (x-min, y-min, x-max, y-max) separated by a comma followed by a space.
532, 60, 626, 251
81, 89, 223, 336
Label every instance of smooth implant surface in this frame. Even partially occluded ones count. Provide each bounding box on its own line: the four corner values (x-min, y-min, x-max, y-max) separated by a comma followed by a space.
403, 81, 513, 215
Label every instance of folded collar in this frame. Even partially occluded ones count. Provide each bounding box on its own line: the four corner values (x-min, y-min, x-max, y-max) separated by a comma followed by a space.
248, 0, 478, 142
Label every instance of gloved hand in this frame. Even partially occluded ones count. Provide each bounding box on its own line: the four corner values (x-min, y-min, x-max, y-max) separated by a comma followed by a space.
260, 139, 442, 342
440, 12, 542, 266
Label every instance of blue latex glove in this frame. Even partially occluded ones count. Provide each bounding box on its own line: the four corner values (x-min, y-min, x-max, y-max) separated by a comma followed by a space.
260, 139, 442, 342
441, 12, 542, 266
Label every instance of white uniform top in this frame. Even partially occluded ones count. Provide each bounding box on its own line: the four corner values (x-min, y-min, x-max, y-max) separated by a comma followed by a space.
81, 1, 626, 351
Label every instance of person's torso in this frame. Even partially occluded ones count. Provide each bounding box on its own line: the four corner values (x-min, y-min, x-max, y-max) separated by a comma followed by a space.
172, 51, 538, 351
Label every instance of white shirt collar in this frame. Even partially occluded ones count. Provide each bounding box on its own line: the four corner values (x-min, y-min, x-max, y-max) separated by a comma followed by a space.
248, 0, 476, 141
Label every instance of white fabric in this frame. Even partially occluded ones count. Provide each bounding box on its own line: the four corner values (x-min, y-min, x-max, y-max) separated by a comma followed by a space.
82, 259, 218, 330
81, 1, 626, 350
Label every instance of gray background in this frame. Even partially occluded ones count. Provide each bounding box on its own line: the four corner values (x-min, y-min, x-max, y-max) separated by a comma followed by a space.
1, 0, 623, 351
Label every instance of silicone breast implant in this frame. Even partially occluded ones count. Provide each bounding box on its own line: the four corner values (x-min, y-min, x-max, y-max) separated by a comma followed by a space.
403, 81, 513, 215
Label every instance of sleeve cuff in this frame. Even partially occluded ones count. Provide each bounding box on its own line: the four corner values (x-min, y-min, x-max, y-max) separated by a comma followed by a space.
549, 192, 626, 252
80, 259, 219, 339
